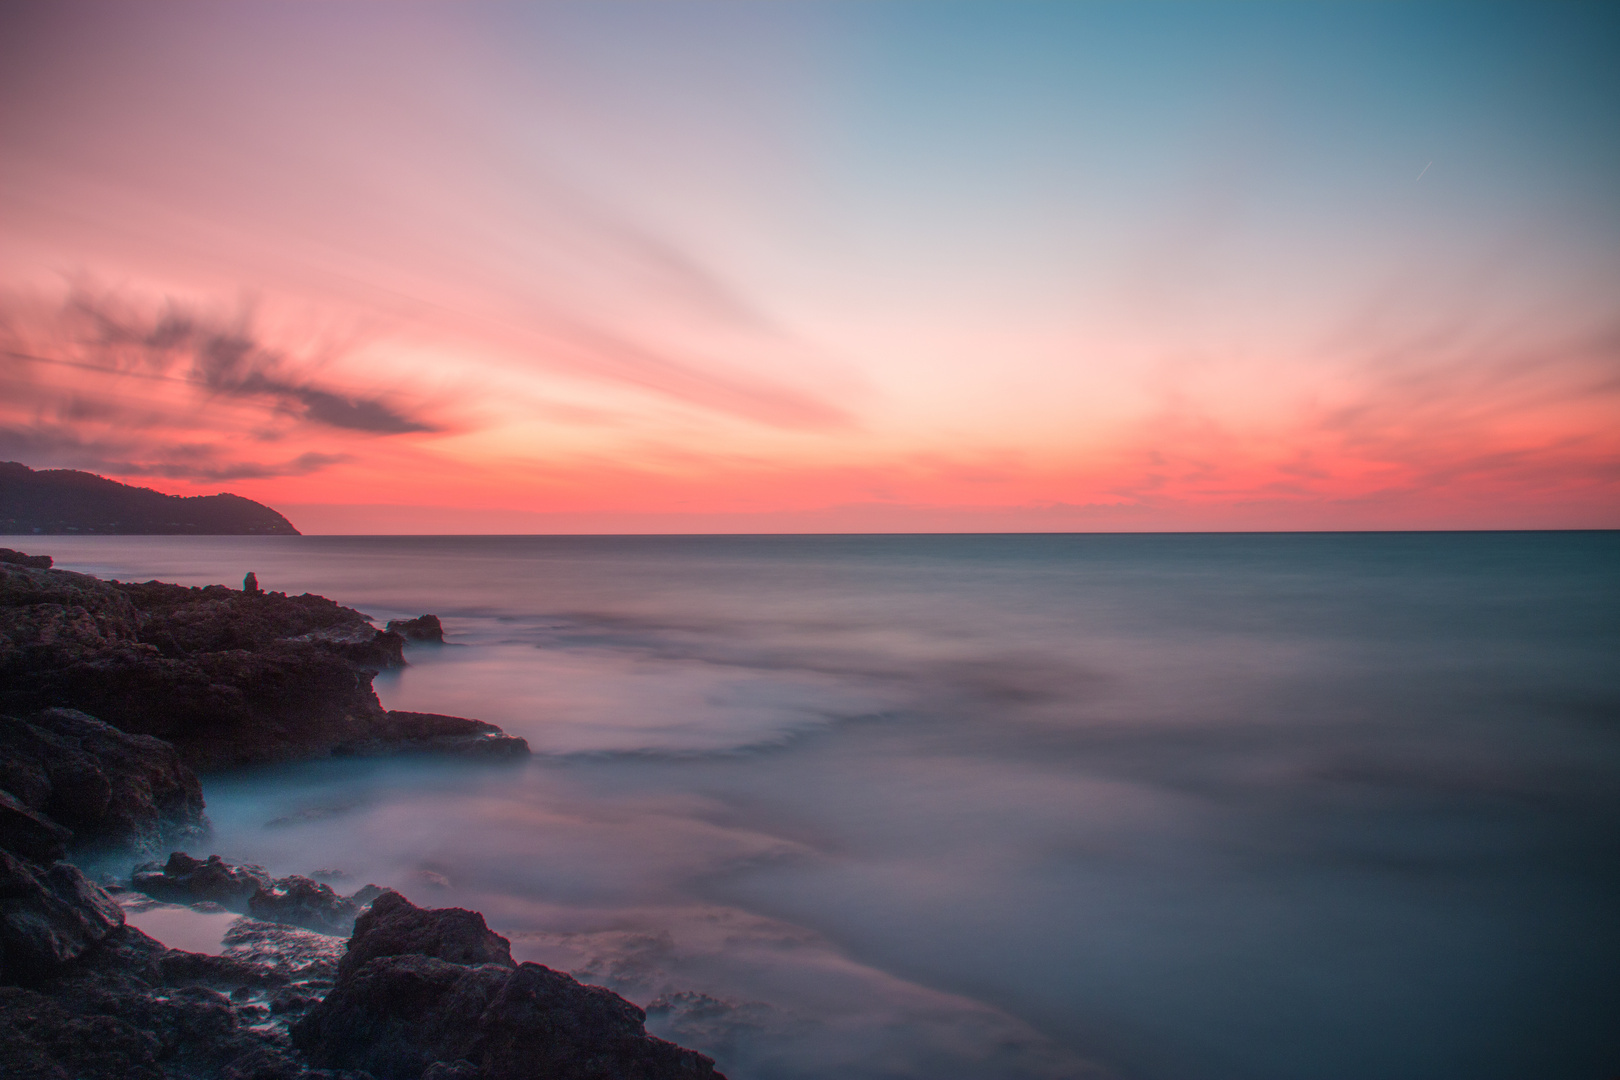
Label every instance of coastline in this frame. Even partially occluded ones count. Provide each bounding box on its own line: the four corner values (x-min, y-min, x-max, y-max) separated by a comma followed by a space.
0, 546, 727, 1079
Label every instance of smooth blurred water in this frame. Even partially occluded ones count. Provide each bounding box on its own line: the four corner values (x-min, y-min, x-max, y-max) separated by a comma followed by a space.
38, 532, 1620, 1080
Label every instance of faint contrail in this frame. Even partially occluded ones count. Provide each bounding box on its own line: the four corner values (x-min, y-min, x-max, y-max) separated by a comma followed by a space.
1417, 160, 1433, 181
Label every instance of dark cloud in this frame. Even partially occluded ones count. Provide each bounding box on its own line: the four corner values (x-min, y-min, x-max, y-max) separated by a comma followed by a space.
58, 290, 440, 434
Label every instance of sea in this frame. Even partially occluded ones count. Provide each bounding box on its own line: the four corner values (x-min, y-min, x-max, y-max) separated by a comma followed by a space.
33, 532, 1620, 1080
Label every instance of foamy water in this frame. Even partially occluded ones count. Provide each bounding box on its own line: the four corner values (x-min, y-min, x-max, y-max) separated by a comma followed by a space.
41, 533, 1620, 1080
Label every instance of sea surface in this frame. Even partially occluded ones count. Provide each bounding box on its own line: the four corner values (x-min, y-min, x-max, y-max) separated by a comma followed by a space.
36, 533, 1620, 1080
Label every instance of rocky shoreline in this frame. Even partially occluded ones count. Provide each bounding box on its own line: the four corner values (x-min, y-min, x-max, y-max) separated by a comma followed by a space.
0, 548, 727, 1079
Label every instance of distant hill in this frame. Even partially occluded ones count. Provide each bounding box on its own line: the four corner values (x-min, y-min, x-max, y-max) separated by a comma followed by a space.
0, 462, 300, 535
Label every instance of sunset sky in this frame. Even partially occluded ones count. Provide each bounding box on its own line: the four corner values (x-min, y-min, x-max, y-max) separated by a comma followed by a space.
3, 1, 1617, 532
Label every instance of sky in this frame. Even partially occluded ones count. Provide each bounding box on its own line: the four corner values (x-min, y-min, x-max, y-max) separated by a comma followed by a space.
2, 1, 1617, 533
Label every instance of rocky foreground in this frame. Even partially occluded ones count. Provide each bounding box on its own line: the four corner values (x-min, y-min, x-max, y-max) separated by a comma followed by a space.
0, 548, 727, 1079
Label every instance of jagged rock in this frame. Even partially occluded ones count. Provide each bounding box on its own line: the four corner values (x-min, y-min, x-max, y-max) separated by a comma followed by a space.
0, 984, 164, 1079
294, 954, 511, 1078
249, 875, 360, 935
0, 708, 206, 849
155, 946, 288, 990
338, 890, 514, 980
132, 852, 270, 908
0, 908, 365, 1079
2, 863, 726, 1079
220, 919, 347, 984
0, 850, 125, 983
386, 614, 444, 643
0, 789, 71, 863
295, 892, 725, 1080
244, 572, 261, 595
289, 623, 407, 673
295, 953, 724, 1080
0, 548, 52, 569
130, 852, 372, 936
2, 561, 526, 770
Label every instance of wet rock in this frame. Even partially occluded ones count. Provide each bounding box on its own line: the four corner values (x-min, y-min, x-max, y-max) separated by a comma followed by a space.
2, 562, 525, 770
0, 849, 125, 984
0, 708, 206, 850
270, 987, 321, 1014
295, 892, 725, 1080
248, 875, 360, 935
0, 860, 359, 1080
295, 953, 508, 1077
130, 851, 367, 935
133, 852, 271, 908
474, 961, 723, 1080
220, 919, 346, 984
0, 788, 71, 862
338, 890, 514, 979
156, 948, 289, 990
386, 614, 444, 643
335, 710, 529, 759
295, 954, 724, 1080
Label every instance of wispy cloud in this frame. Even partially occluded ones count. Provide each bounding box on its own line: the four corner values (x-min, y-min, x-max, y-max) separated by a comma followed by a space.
62, 290, 440, 434
0, 287, 439, 483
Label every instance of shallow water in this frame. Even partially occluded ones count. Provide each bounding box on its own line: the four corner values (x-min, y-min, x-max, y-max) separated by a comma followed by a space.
38, 533, 1620, 1080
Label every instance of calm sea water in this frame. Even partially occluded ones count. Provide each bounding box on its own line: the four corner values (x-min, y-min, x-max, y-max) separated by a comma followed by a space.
37, 533, 1620, 1080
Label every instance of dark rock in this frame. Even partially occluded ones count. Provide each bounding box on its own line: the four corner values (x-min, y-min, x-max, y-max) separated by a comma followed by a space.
249, 875, 360, 935
0, 863, 367, 1080
270, 988, 320, 1014
0, 984, 164, 1079
294, 955, 724, 1080
386, 614, 444, 643
244, 571, 262, 595
133, 851, 271, 907
0, 548, 52, 569
156, 947, 288, 990
2, 560, 526, 770
293, 953, 506, 1078
0, 849, 125, 984
295, 892, 725, 1080
0, 708, 207, 849
334, 711, 530, 760
219, 919, 346, 984
131, 850, 364, 935
0, 788, 71, 862
338, 890, 514, 980
291, 624, 407, 673
3, 861, 725, 1080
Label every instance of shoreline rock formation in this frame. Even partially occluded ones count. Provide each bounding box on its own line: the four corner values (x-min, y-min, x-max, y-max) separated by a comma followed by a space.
0, 547, 728, 1079
1, 555, 527, 769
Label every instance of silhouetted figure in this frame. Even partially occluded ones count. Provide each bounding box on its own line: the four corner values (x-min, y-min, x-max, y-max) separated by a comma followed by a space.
243, 571, 261, 595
